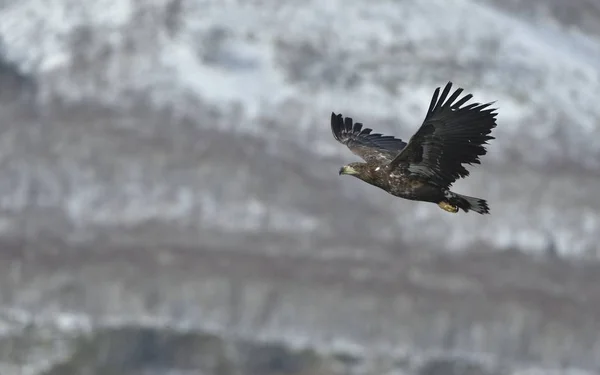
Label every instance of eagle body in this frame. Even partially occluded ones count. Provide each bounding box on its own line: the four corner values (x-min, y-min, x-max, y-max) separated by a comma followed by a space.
341, 163, 422, 197
340, 162, 450, 203
332, 82, 497, 214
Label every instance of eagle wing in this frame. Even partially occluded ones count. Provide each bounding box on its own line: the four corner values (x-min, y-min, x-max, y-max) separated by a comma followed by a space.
388, 82, 497, 187
331, 112, 407, 164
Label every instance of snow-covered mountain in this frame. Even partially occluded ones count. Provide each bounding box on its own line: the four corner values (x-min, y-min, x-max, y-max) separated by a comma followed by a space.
2, 0, 600, 256
0, 0, 599, 374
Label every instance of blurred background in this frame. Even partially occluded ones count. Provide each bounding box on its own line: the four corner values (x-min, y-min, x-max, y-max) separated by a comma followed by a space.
0, 0, 599, 374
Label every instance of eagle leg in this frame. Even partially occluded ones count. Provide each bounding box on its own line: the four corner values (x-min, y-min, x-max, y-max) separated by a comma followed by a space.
438, 201, 459, 213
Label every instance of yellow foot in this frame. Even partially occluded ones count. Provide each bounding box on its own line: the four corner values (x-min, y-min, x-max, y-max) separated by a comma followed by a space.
438, 201, 459, 213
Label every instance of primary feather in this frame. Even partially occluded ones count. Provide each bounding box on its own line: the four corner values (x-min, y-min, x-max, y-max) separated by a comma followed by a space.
331, 112, 407, 163
389, 82, 497, 188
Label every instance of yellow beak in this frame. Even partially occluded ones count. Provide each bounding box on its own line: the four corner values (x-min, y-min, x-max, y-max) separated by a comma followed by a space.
339, 165, 357, 175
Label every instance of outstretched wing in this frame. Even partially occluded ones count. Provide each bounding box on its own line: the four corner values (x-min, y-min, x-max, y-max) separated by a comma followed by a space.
331, 112, 407, 163
389, 82, 497, 187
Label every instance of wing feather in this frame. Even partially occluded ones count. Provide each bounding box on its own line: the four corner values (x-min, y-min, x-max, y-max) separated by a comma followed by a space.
389, 82, 497, 187
331, 112, 407, 163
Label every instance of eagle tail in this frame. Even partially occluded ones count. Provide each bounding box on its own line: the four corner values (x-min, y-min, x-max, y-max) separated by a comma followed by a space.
446, 191, 489, 214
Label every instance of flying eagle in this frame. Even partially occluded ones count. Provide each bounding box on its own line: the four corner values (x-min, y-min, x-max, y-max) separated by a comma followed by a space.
332, 82, 497, 214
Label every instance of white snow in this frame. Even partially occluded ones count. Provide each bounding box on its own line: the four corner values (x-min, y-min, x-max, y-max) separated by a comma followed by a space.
1, 0, 600, 257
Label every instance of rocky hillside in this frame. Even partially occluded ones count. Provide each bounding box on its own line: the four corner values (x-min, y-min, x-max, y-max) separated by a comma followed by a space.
0, 0, 599, 374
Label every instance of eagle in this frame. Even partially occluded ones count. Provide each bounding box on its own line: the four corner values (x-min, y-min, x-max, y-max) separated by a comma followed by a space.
332, 82, 497, 214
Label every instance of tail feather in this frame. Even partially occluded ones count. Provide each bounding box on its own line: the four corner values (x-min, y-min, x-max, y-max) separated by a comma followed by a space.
447, 191, 489, 214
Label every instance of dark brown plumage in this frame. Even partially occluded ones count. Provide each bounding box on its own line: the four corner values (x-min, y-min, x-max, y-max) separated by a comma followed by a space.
332, 81, 497, 214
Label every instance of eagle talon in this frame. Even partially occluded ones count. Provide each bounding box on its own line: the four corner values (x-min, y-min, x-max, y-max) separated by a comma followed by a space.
438, 201, 459, 213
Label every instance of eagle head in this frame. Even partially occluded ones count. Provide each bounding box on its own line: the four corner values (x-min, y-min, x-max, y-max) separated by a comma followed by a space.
339, 162, 369, 177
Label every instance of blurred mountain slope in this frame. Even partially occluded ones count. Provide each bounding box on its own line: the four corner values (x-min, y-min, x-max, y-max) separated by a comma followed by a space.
0, 0, 599, 374
1, 0, 599, 256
